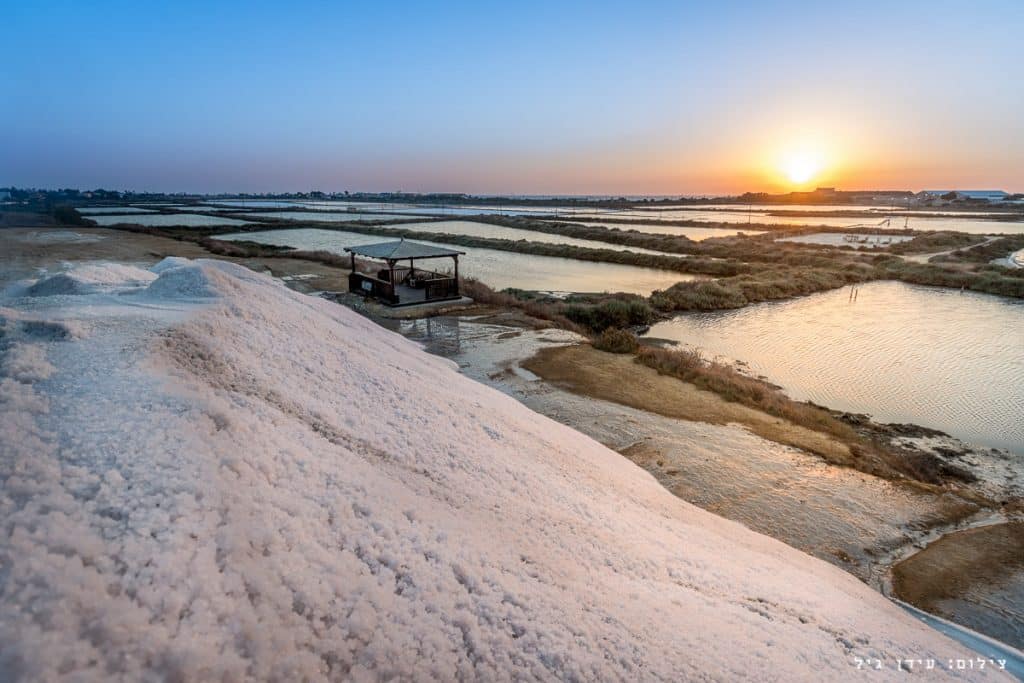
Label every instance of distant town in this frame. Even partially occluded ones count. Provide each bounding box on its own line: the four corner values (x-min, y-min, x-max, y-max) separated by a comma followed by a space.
1, 186, 1022, 210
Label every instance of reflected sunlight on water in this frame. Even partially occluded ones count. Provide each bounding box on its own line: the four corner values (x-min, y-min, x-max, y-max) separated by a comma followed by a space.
646, 281, 1024, 453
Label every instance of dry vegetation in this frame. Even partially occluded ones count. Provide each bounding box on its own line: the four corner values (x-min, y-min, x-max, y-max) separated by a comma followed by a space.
933, 234, 1024, 264
886, 231, 987, 255
458, 278, 583, 331
631, 345, 977, 486
635, 346, 858, 443
592, 327, 640, 353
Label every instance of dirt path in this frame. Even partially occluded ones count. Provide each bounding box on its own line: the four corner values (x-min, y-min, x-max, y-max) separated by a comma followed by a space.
903, 235, 1002, 264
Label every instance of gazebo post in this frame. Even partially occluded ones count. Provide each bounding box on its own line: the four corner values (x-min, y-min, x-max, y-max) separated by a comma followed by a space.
350, 252, 355, 273
453, 255, 459, 295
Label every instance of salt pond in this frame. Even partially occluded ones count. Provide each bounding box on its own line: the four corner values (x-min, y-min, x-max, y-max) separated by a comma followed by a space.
571, 221, 765, 241
90, 213, 251, 227
237, 211, 418, 223
206, 200, 303, 208
77, 207, 157, 214
218, 228, 697, 294
373, 220, 676, 255
148, 199, 1024, 234
572, 210, 1024, 234
777, 233, 915, 248
646, 281, 1024, 453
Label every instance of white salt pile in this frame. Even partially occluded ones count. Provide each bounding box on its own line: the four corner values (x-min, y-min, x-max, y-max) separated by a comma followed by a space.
0, 259, 1009, 680
26, 262, 157, 296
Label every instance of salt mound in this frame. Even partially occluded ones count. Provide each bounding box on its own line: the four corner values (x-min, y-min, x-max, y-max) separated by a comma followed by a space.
149, 256, 192, 274
144, 263, 225, 299
1, 342, 56, 382
0, 257, 1006, 681
27, 263, 157, 296
144, 259, 272, 300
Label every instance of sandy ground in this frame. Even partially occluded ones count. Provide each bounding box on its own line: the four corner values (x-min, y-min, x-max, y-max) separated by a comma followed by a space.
523, 343, 852, 462
892, 523, 1024, 649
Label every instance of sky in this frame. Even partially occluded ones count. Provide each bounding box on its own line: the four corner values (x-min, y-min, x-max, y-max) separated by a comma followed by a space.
2, 0, 1022, 195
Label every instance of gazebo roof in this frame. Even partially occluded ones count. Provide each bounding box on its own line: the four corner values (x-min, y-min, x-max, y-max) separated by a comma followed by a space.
343, 239, 464, 260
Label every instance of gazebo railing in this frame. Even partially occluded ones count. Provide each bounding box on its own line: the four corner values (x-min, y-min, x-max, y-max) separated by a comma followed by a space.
424, 277, 459, 300
349, 272, 398, 304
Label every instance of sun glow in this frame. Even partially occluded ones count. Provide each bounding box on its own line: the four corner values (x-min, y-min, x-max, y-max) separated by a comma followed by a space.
780, 149, 824, 186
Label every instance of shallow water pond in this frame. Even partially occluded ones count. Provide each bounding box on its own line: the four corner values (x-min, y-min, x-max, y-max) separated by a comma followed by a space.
77, 207, 157, 214
90, 213, 251, 227
218, 228, 697, 295
238, 211, 415, 223
378, 220, 676, 255
646, 281, 1024, 453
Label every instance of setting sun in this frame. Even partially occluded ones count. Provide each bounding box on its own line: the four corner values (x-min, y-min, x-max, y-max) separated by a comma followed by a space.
781, 149, 824, 186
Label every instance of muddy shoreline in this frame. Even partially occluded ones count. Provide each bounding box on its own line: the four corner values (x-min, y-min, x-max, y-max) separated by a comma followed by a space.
891, 522, 1024, 649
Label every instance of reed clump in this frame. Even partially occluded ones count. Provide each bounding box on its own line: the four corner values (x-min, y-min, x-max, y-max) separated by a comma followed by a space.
887, 231, 985, 255
651, 266, 871, 311
878, 259, 1024, 298
564, 298, 655, 332
592, 328, 640, 354
635, 345, 858, 441
933, 234, 1024, 264
633, 344, 979, 485
459, 278, 583, 331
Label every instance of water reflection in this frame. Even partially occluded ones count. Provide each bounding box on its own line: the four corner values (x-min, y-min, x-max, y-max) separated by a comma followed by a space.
377, 220, 675, 255
568, 207, 1024, 234
218, 228, 695, 295
236, 211, 413, 222
646, 281, 1024, 453
91, 213, 250, 227
392, 316, 464, 356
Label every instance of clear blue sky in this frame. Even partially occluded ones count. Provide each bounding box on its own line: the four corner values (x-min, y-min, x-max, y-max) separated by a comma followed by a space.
2, 0, 1022, 194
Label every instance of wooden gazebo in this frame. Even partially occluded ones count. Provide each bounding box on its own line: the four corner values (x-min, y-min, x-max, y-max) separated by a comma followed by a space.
344, 239, 464, 306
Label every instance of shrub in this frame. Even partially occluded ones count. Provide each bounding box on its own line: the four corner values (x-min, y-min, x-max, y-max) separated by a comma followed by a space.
53, 205, 91, 226
564, 299, 655, 332
592, 328, 639, 353
459, 278, 581, 331
636, 345, 857, 441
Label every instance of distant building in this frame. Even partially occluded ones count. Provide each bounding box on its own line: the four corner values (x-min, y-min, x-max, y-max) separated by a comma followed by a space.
918, 190, 1008, 202
960, 190, 1009, 201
